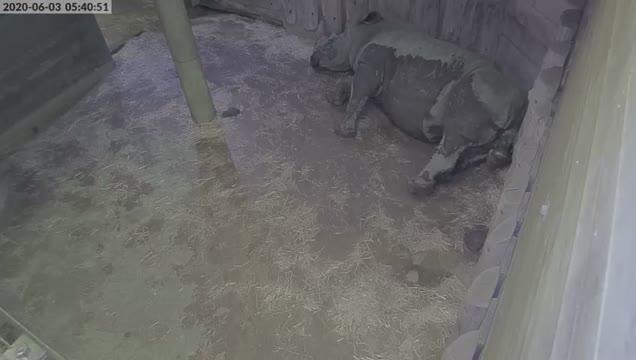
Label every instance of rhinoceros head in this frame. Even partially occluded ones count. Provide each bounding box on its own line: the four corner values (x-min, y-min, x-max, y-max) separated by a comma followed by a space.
310, 12, 385, 72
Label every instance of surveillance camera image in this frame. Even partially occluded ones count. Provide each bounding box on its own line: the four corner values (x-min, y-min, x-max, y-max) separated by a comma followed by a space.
1, 1, 634, 360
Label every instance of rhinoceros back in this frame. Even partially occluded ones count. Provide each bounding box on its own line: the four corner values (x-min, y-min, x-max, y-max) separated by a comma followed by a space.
353, 24, 525, 139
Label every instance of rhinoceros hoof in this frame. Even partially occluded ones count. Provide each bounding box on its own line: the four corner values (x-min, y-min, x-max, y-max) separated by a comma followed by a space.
326, 90, 349, 106
487, 149, 512, 169
334, 123, 357, 138
408, 177, 436, 196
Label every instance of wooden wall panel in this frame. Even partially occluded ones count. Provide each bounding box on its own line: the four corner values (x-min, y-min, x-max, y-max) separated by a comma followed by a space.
476, 1, 505, 59
345, 0, 370, 26
321, 0, 345, 33
389, 0, 413, 20
200, 0, 553, 89
412, 0, 442, 36
202, 0, 502, 47
457, 0, 481, 49
366, 0, 389, 15
201, 0, 283, 25
281, 0, 296, 25
299, 0, 320, 31
439, 0, 470, 43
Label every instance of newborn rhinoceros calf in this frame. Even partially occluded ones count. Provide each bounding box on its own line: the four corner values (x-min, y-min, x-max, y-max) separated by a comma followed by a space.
311, 12, 526, 195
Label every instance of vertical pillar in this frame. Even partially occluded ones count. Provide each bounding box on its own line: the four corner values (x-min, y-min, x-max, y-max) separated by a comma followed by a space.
154, 0, 217, 125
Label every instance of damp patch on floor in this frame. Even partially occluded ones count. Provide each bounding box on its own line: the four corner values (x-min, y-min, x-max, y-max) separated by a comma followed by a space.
0, 14, 504, 360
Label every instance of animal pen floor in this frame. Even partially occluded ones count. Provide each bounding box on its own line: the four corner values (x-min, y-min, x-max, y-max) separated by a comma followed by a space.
0, 13, 505, 360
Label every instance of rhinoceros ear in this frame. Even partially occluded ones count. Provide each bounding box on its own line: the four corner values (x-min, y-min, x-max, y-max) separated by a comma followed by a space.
360, 11, 383, 25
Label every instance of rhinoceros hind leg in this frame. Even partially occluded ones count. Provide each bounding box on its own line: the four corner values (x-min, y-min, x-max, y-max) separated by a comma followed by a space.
408, 173, 436, 196
487, 149, 512, 169
421, 121, 444, 144
486, 127, 517, 169
409, 136, 469, 196
455, 145, 489, 172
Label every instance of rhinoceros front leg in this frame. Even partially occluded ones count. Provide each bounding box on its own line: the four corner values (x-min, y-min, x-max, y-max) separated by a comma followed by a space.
334, 62, 382, 138
335, 95, 367, 138
326, 77, 351, 106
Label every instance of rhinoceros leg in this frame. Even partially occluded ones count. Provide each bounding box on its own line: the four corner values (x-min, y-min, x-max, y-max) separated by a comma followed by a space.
487, 127, 517, 169
335, 44, 393, 138
408, 134, 471, 195
326, 77, 351, 106
455, 145, 490, 172
335, 93, 368, 137
421, 115, 444, 144
334, 63, 382, 137
409, 74, 498, 195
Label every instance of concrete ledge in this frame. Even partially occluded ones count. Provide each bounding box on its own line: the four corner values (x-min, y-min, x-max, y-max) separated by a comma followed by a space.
460, 267, 500, 333
0, 61, 114, 156
442, 330, 480, 360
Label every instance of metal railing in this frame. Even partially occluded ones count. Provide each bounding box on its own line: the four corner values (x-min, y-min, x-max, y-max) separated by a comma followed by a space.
0, 306, 66, 360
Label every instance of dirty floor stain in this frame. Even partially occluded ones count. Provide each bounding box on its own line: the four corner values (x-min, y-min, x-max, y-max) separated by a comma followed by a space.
0, 14, 504, 360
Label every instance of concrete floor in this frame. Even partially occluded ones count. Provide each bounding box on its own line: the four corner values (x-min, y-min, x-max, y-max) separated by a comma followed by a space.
0, 13, 504, 360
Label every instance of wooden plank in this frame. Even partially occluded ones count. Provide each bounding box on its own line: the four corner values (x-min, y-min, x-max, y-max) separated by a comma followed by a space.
476, 1, 505, 59
413, 0, 442, 36
454, 0, 506, 57
458, 0, 481, 50
280, 0, 297, 26
439, 0, 470, 43
200, 0, 506, 61
390, 0, 413, 20
345, 0, 370, 26
367, 0, 389, 16
299, 0, 320, 31
199, 0, 283, 25
321, 0, 345, 33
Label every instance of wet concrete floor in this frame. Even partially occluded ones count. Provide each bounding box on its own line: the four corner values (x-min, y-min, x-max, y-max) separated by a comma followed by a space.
0, 14, 504, 360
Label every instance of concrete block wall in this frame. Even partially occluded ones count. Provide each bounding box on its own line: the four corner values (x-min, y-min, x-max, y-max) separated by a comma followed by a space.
0, 15, 112, 154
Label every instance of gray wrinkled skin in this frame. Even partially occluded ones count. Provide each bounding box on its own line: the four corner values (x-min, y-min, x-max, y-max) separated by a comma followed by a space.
311, 12, 526, 195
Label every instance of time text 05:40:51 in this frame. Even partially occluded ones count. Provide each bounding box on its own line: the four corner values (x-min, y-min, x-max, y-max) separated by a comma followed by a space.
1, 0, 111, 14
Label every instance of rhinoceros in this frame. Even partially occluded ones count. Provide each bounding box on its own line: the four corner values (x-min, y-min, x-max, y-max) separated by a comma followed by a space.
310, 12, 526, 195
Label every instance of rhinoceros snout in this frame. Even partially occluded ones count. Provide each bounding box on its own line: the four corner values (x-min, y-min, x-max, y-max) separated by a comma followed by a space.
310, 53, 320, 68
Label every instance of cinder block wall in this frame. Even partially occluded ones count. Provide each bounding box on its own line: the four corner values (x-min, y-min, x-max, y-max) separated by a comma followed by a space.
0, 15, 112, 153
200, 0, 584, 91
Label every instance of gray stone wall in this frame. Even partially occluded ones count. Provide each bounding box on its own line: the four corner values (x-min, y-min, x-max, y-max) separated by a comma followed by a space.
0, 15, 112, 150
